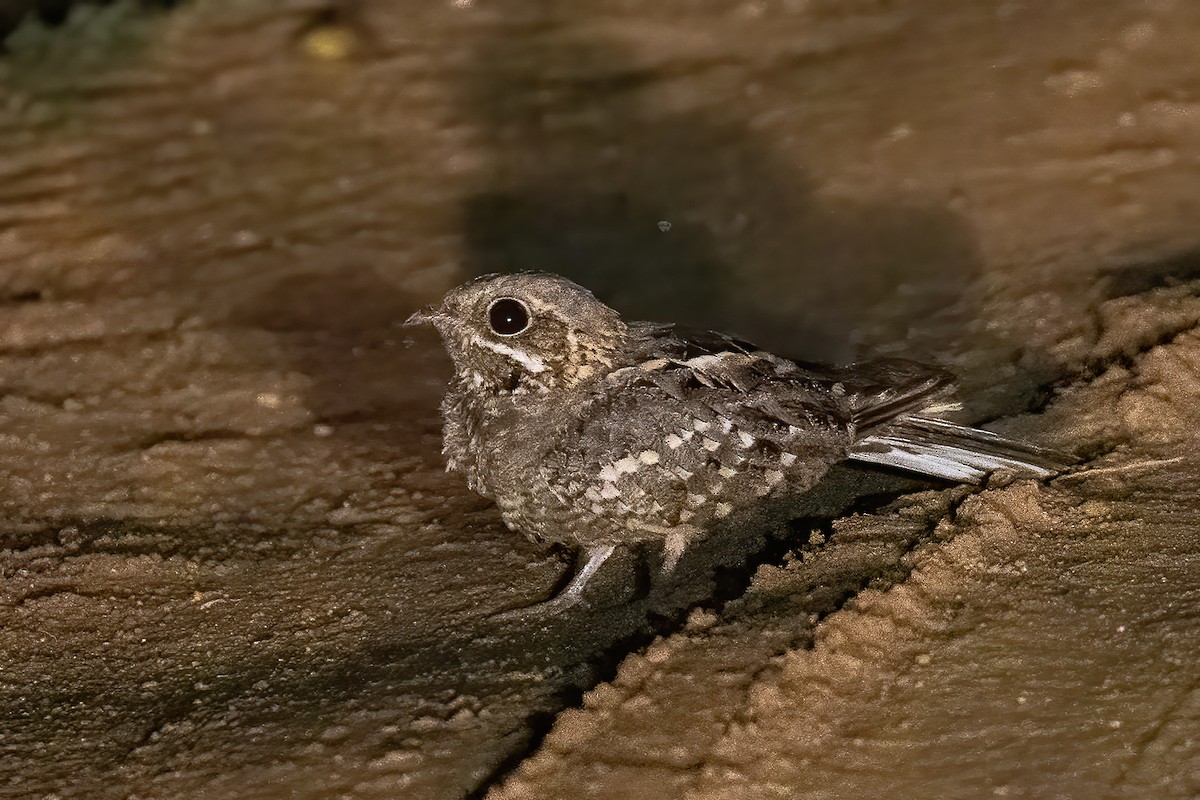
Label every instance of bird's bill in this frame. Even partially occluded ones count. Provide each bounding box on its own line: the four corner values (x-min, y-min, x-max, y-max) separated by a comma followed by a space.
403, 307, 438, 327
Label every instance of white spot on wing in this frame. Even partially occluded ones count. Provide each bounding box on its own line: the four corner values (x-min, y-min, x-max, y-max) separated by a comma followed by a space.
666, 434, 685, 450
922, 400, 964, 415
702, 438, 721, 452
738, 431, 755, 448
780, 452, 797, 466
686, 354, 730, 370
598, 464, 620, 483
614, 456, 641, 475
765, 469, 784, 486
715, 502, 733, 518
719, 466, 738, 478
693, 419, 711, 432
600, 482, 621, 499
638, 450, 661, 465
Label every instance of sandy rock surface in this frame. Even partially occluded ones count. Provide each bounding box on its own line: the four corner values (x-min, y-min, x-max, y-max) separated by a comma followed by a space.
0, 1, 1197, 798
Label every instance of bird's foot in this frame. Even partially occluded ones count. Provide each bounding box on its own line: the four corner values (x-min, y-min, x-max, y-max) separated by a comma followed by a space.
488, 543, 616, 620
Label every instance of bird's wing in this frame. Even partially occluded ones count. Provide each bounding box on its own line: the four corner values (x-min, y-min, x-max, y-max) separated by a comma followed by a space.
630, 324, 955, 433
534, 326, 852, 537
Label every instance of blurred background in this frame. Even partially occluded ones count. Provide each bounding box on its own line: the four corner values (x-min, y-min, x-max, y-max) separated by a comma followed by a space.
0, 1, 1198, 798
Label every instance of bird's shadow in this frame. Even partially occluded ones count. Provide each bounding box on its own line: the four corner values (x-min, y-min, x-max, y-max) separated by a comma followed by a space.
459, 18, 983, 366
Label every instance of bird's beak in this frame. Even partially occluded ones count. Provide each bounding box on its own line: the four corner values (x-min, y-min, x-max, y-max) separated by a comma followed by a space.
404, 306, 439, 327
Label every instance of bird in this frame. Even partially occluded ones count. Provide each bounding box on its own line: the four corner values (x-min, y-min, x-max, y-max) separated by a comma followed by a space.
407, 272, 1067, 607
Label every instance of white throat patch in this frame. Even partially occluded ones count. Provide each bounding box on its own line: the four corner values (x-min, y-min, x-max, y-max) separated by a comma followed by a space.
470, 335, 548, 374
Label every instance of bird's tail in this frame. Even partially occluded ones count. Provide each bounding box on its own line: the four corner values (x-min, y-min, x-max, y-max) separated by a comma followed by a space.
849, 416, 1069, 484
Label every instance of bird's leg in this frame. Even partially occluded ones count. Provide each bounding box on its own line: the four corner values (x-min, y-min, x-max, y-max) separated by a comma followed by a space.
661, 531, 690, 575
558, 543, 616, 602
489, 543, 617, 620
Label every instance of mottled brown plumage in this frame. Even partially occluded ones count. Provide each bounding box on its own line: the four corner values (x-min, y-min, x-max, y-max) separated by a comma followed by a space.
409, 272, 1064, 603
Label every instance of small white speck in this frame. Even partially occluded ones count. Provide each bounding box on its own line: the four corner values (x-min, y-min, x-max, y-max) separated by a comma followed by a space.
787, 425, 802, 436
915, 653, 932, 666
1016, 695, 1027, 705
779, 452, 797, 466
1109, 720, 1122, 729
719, 466, 738, 478
693, 419, 711, 432
702, 438, 721, 452
715, 502, 733, 518
720, 418, 734, 433
638, 450, 661, 465
765, 470, 784, 486
233, 229, 263, 248
687, 494, 707, 506
313, 423, 334, 437
614, 456, 641, 474
666, 434, 685, 450
256, 392, 282, 409
738, 431, 755, 448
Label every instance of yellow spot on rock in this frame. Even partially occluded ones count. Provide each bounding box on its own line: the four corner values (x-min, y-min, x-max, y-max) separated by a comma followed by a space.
301, 25, 357, 61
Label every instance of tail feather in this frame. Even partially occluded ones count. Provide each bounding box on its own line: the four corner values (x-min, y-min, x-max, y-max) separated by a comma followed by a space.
850, 416, 1069, 484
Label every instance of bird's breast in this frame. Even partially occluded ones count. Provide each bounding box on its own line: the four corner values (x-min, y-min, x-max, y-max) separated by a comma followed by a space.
443, 387, 561, 503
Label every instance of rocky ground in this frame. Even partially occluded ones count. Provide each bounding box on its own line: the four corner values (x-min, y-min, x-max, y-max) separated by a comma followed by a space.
0, 1, 1197, 798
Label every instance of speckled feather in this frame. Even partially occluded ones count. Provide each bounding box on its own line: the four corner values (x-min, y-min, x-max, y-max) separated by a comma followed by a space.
411, 272, 1064, 559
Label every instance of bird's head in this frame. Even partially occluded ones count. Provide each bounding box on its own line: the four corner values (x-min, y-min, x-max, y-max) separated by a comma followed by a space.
407, 272, 629, 394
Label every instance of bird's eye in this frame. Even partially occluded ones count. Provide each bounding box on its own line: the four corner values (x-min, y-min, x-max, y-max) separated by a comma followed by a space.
487, 297, 531, 336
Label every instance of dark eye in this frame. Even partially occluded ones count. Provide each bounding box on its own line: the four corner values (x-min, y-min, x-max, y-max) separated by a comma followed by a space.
487, 298, 530, 336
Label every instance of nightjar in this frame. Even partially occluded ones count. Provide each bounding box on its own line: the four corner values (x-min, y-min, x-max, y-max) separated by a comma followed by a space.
409, 272, 1065, 604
